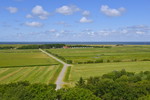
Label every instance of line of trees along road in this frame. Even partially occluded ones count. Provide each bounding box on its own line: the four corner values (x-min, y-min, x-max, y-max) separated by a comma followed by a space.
0, 70, 150, 100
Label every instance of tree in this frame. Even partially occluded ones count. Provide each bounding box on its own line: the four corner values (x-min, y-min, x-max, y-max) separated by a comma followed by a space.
76, 77, 85, 87
57, 88, 101, 100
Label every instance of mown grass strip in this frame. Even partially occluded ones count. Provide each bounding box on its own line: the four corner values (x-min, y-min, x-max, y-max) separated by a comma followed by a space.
0, 68, 23, 82
40, 66, 56, 84
49, 64, 63, 84
64, 66, 71, 82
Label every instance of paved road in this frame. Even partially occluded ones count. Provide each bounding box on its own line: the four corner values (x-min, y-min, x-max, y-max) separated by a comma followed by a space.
39, 49, 70, 90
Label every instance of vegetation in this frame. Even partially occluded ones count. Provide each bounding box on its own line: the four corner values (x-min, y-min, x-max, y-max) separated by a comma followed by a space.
1, 70, 150, 100
50, 64, 63, 84
64, 66, 72, 82
18, 44, 65, 49
67, 45, 112, 48
0, 49, 58, 67
0, 44, 150, 100
47, 45, 150, 64
0, 81, 57, 100
69, 61, 150, 82
0, 46, 15, 49
0, 81, 100, 100
0, 65, 60, 84
57, 88, 101, 100
76, 70, 150, 100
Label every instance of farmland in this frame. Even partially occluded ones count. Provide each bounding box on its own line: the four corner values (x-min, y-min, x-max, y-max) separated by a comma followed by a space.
69, 61, 150, 82
46, 45, 150, 64
0, 49, 58, 67
0, 45, 150, 86
0, 65, 61, 84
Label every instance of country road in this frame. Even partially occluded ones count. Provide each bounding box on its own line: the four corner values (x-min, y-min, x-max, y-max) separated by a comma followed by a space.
39, 49, 70, 90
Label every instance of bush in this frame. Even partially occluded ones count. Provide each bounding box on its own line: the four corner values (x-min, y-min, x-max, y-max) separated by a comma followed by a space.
95, 59, 103, 63
66, 60, 73, 64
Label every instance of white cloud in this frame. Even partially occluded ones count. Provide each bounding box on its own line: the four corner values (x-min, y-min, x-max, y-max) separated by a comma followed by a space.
56, 5, 80, 15
135, 31, 145, 35
25, 22, 43, 27
6, 7, 18, 13
79, 17, 93, 23
32, 5, 49, 19
49, 29, 57, 33
55, 21, 71, 27
101, 5, 126, 16
26, 14, 33, 18
82, 10, 90, 16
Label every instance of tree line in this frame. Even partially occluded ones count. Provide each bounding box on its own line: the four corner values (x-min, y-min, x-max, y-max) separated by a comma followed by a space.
17, 44, 65, 49
0, 46, 15, 49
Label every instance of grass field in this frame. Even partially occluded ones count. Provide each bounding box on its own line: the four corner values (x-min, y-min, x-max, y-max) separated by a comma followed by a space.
47, 45, 150, 63
0, 65, 60, 84
0, 49, 58, 67
69, 61, 150, 82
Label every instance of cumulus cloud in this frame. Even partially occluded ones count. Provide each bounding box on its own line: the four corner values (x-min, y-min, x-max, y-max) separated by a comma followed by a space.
26, 14, 33, 18
25, 22, 43, 27
56, 5, 80, 15
32, 5, 49, 19
48, 29, 57, 33
82, 10, 90, 16
55, 21, 71, 27
101, 5, 126, 16
79, 17, 93, 23
6, 7, 18, 13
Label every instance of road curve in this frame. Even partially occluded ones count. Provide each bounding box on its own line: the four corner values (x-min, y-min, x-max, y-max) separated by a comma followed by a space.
39, 49, 70, 90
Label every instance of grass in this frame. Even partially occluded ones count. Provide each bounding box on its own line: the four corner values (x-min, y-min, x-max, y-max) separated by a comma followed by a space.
0, 65, 60, 84
64, 66, 72, 82
46, 45, 150, 63
49, 64, 63, 84
0, 49, 58, 67
69, 61, 150, 82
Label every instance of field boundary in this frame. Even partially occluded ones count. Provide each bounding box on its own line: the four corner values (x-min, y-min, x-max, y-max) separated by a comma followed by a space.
0, 64, 59, 68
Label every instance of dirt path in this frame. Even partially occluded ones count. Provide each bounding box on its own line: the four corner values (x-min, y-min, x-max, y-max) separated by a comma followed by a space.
39, 49, 71, 90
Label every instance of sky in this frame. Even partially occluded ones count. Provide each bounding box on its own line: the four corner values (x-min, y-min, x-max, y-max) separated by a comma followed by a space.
0, 0, 150, 42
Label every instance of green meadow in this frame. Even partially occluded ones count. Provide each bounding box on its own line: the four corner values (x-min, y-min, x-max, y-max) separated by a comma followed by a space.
69, 61, 150, 82
0, 49, 58, 67
0, 45, 150, 85
0, 65, 60, 84
47, 45, 150, 63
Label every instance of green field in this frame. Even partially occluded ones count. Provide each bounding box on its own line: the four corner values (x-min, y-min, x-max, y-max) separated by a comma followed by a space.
0, 65, 60, 84
69, 61, 150, 82
0, 49, 58, 67
47, 45, 150, 63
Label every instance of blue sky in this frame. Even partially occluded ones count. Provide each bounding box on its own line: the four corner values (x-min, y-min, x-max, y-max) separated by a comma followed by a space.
0, 0, 150, 42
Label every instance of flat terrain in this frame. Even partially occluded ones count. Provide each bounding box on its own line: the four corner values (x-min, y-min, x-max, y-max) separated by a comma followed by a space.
47, 45, 150, 63
0, 65, 60, 84
0, 49, 58, 67
1, 45, 150, 86
69, 61, 150, 82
